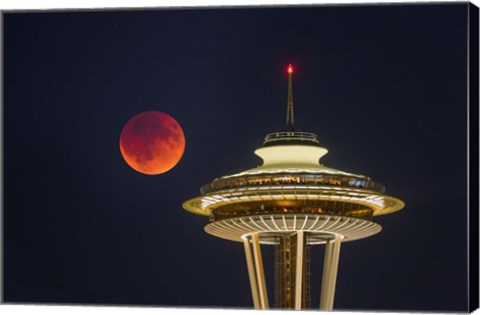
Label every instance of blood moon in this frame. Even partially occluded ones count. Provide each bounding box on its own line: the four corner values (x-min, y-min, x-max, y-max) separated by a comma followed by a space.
119, 111, 185, 175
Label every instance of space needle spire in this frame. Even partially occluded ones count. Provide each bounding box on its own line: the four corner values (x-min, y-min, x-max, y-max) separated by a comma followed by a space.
286, 64, 295, 131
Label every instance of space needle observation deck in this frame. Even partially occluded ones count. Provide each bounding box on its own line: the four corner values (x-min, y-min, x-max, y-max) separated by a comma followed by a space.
183, 64, 404, 310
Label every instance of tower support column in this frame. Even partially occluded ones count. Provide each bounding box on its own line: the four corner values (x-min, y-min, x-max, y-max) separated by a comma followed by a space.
242, 233, 269, 309
295, 231, 305, 310
319, 234, 342, 311
243, 235, 260, 309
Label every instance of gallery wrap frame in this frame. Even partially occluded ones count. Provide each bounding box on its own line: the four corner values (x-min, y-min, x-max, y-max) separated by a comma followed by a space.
1, 1, 479, 313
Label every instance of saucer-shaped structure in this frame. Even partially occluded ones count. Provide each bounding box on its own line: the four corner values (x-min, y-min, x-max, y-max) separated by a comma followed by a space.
183, 131, 404, 244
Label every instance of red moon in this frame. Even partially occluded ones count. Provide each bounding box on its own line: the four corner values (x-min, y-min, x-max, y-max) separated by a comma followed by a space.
119, 111, 185, 175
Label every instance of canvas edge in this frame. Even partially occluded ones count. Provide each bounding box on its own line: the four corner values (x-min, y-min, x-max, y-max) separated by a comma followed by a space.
468, 1, 480, 313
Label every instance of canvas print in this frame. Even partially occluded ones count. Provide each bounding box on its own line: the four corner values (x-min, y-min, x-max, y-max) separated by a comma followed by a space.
2, 2, 479, 312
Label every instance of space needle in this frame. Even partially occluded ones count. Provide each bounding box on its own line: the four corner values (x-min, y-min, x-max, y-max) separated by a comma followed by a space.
183, 65, 404, 310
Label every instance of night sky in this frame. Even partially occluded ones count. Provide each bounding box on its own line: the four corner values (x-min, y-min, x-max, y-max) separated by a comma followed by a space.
3, 3, 470, 312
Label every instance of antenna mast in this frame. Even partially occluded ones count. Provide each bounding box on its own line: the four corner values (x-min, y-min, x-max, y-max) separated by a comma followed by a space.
286, 64, 295, 131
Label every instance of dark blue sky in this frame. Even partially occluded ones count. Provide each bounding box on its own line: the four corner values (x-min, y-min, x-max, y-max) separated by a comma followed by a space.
4, 3, 470, 311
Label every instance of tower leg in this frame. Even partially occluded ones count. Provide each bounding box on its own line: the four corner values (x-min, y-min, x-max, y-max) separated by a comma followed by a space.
295, 231, 304, 310
243, 236, 260, 309
242, 233, 269, 309
251, 233, 269, 309
319, 234, 342, 311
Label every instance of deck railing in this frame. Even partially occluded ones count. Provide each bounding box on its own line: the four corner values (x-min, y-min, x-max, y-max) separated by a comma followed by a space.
200, 173, 385, 195
264, 131, 320, 145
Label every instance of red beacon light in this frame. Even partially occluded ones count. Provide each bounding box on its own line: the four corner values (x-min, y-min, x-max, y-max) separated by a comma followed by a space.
287, 64, 294, 74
